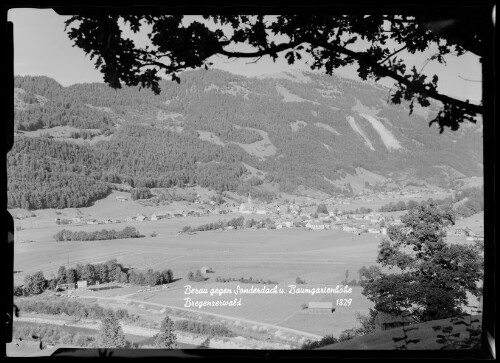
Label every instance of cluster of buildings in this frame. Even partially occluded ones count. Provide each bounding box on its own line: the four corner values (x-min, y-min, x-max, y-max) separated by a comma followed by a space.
234, 195, 391, 234
447, 226, 484, 241
55, 216, 121, 226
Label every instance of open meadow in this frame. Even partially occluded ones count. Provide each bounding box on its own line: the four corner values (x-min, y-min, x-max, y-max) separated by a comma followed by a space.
11, 189, 482, 340
13, 193, 383, 337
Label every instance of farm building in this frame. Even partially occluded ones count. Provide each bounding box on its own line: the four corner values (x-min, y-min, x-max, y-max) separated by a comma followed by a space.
306, 222, 331, 230
374, 311, 418, 331
136, 214, 147, 222
57, 283, 76, 291
307, 302, 335, 313
77, 280, 88, 289
342, 225, 359, 233
116, 196, 128, 202
200, 266, 213, 274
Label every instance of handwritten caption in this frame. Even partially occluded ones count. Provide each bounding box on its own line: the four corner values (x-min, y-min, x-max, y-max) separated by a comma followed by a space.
183, 284, 353, 309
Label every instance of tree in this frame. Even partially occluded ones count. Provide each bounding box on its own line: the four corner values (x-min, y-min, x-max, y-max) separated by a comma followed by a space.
197, 337, 210, 349
96, 311, 128, 348
66, 268, 78, 284
23, 271, 46, 295
194, 270, 204, 282
48, 278, 58, 290
81, 263, 97, 285
56, 266, 66, 284
154, 315, 177, 349
145, 269, 161, 286
359, 205, 483, 322
95, 263, 110, 283
61, 10, 491, 132
161, 269, 174, 284
316, 203, 328, 214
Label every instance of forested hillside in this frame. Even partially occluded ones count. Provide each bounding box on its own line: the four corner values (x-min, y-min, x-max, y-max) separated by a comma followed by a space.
9, 69, 483, 209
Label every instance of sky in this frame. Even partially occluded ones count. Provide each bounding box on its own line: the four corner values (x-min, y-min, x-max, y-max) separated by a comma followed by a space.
8, 8, 482, 104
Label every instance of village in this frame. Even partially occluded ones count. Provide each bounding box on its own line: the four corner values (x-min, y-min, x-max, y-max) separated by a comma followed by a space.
49, 188, 482, 242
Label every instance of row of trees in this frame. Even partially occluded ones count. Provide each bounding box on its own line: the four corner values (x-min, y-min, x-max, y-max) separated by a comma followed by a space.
18, 259, 176, 296
53, 227, 143, 241
187, 270, 205, 282
173, 319, 235, 338
13, 323, 96, 348
15, 297, 130, 321
130, 187, 153, 201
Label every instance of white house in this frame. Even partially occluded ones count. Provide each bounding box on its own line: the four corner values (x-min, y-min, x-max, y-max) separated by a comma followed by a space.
307, 302, 334, 313
282, 221, 294, 228
306, 222, 331, 230
342, 225, 358, 233
368, 228, 380, 234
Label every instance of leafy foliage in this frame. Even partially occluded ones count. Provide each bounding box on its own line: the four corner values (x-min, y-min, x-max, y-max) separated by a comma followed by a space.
379, 186, 484, 217
63, 12, 486, 131
15, 296, 129, 321
173, 319, 235, 337
316, 203, 328, 214
13, 323, 96, 348
360, 205, 483, 322
154, 315, 177, 349
97, 311, 128, 348
300, 334, 338, 350
54, 226, 143, 241
23, 272, 46, 296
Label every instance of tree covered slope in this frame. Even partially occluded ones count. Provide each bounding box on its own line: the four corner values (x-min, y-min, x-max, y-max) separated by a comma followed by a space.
9, 69, 483, 209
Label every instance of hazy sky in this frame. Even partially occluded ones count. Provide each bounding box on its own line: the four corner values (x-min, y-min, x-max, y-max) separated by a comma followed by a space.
8, 8, 482, 103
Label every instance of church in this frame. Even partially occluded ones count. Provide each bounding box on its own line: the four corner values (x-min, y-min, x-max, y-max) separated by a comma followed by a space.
239, 194, 255, 214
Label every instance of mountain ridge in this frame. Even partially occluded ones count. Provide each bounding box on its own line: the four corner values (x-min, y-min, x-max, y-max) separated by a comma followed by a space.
9, 69, 483, 209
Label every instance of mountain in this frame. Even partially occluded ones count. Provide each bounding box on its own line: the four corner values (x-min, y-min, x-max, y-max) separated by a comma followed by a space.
8, 69, 483, 209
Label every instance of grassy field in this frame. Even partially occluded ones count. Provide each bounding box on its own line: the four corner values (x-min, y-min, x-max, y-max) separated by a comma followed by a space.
14, 228, 381, 286
13, 212, 379, 336
11, 191, 483, 341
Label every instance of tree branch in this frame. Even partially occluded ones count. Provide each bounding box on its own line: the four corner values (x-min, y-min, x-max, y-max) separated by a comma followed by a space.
379, 45, 408, 65
213, 38, 481, 115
